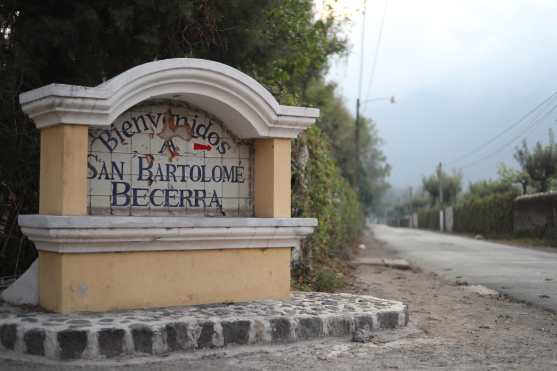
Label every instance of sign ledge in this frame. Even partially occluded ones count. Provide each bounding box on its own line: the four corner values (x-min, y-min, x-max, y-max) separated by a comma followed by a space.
19, 216, 317, 254
19, 215, 317, 229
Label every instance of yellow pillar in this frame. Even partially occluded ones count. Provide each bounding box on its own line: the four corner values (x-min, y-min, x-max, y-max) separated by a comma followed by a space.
254, 138, 291, 217
39, 125, 88, 215
38, 124, 88, 312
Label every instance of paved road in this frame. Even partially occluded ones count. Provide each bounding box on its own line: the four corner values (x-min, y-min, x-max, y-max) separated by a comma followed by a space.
373, 224, 557, 312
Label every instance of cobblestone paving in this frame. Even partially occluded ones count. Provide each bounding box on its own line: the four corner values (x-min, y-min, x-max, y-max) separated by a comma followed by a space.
0, 292, 407, 361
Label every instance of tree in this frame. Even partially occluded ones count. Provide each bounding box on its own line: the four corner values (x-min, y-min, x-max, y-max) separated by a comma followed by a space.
513, 129, 557, 193
406, 194, 431, 212
422, 169, 462, 206
304, 79, 391, 213
497, 163, 531, 195
461, 179, 517, 201
0, 0, 351, 276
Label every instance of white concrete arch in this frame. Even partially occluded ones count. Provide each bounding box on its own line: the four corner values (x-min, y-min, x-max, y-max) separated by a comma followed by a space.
19, 58, 319, 138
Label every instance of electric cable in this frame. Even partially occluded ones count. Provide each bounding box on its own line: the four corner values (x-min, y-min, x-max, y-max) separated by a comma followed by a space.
459, 101, 557, 169
446, 91, 557, 166
364, 0, 389, 102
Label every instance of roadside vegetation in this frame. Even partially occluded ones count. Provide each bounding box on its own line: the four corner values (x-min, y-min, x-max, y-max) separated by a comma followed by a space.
386, 129, 557, 242
0, 1, 391, 290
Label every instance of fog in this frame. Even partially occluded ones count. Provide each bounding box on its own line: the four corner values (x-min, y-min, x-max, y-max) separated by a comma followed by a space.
327, 0, 557, 189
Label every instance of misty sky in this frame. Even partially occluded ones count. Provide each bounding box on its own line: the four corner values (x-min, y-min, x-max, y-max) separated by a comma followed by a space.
326, 0, 557, 190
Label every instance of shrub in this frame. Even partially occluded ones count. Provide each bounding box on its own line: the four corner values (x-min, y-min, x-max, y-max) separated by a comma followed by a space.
417, 207, 440, 230
312, 268, 344, 292
453, 191, 518, 237
292, 126, 366, 285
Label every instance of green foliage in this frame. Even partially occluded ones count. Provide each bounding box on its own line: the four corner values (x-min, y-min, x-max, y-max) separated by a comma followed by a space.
417, 207, 440, 230
0, 0, 355, 277
422, 168, 462, 206
514, 129, 557, 193
402, 193, 430, 213
312, 268, 344, 292
292, 126, 367, 290
453, 191, 518, 237
497, 163, 531, 195
304, 80, 391, 213
0, 1, 389, 284
461, 179, 518, 202
292, 126, 365, 261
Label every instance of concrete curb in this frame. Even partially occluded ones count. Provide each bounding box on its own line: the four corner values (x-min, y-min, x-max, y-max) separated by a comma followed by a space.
0, 292, 408, 361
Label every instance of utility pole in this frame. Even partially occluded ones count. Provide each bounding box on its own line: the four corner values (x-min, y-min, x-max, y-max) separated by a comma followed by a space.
437, 162, 445, 232
355, 97, 361, 188
354, 0, 367, 190
437, 162, 444, 206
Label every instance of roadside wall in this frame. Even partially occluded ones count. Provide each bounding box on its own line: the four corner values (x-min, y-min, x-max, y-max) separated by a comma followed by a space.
513, 192, 557, 240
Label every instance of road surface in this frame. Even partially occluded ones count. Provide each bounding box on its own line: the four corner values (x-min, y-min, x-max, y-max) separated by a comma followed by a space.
373, 224, 557, 312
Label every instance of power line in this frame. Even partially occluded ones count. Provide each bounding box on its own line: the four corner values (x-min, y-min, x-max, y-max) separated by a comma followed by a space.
357, 0, 367, 101
364, 0, 389, 102
354, 0, 368, 190
459, 101, 557, 170
446, 91, 557, 166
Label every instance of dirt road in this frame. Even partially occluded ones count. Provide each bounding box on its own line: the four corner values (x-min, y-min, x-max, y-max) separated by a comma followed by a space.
2, 227, 557, 370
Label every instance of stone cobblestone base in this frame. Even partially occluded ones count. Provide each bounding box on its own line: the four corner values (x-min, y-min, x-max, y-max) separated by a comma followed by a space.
0, 292, 408, 361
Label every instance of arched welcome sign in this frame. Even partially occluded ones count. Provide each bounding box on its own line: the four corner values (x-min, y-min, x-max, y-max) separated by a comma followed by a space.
88, 101, 253, 216
17, 58, 318, 313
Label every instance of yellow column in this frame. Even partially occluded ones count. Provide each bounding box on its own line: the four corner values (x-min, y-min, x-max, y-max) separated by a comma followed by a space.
38, 124, 88, 312
39, 125, 88, 215
254, 138, 291, 217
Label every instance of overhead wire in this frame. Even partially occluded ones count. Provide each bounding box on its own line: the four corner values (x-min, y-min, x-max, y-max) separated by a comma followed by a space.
357, 0, 368, 101
446, 90, 557, 166
459, 99, 557, 170
364, 0, 389, 102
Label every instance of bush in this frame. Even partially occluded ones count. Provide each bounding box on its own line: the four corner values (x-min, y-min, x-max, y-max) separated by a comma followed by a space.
312, 268, 344, 292
453, 191, 518, 237
292, 126, 366, 285
417, 207, 440, 230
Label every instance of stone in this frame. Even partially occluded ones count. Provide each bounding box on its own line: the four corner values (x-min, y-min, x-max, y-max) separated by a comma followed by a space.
0, 291, 407, 361
463, 285, 499, 296
270, 318, 291, 342
67, 319, 91, 325
327, 317, 352, 337
24, 329, 45, 356
222, 320, 251, 345
197, 322, 215, 349
0, 323, 17, 350
378, 311, 399, 329
58, 330, 87, 360
355, 315, 374, 330
166, 322, 191, 351
296, 317, 323, 340
98, 328, 125, 358
131, 326, 153, 354
1, 260, 38, 306
352, 327, 374, 343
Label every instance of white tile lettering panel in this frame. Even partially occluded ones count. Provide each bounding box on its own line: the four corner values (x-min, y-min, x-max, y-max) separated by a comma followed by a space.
88, 100, 254, 217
